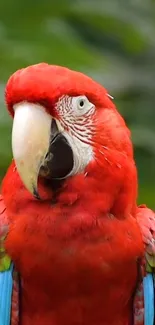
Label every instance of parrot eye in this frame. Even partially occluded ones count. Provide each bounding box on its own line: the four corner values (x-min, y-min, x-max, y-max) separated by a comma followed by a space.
78, 98, 85, 108
72, 96, 94, 116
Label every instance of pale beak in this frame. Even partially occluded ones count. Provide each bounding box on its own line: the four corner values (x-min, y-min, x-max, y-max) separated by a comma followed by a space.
12, 102, 52, 198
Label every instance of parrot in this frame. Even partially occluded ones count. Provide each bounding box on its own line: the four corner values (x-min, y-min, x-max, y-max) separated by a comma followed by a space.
0, 62, 155, 325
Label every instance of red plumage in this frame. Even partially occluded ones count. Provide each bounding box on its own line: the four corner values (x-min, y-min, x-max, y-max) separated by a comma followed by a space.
1, 63, 151, 325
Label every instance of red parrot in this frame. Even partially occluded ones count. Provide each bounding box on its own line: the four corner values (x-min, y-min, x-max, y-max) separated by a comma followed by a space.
0, 63, 155, 325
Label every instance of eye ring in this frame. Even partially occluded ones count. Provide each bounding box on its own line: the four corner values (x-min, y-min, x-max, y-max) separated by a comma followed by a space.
72, 95, 94, 116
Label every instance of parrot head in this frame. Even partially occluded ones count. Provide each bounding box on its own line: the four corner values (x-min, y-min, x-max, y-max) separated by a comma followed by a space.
5, 63, 135, 215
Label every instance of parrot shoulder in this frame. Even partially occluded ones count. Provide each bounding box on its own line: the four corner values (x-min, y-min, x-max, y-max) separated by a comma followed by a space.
0, 194, 11, 271
0, 194, 20, 325
136, 204, 155, 270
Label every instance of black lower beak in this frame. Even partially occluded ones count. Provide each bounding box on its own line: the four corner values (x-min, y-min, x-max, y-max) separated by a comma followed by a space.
40, 120, 73, 180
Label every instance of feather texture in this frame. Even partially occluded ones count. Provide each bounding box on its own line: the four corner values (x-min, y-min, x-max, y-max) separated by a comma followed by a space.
1, 63, 154, 325
0, 195, 19, 325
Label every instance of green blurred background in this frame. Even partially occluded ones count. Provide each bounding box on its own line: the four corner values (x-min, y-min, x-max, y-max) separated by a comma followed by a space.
0, 0, 154, 208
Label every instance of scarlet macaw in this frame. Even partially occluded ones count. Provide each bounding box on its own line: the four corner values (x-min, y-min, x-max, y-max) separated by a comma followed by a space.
0, 63, 154, 325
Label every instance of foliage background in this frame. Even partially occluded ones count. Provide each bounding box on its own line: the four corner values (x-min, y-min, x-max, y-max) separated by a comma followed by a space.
0, 0, 154, 208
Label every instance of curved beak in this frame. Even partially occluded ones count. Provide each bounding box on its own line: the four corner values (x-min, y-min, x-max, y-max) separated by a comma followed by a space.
12, 102, 52, 199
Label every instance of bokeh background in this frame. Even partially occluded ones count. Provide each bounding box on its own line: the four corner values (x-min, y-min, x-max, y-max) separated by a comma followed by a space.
0, 0, 154, 208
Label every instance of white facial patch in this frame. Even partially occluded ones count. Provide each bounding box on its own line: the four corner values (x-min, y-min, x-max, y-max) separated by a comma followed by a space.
63, 131, 93, 177
55, 95, 95, 176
